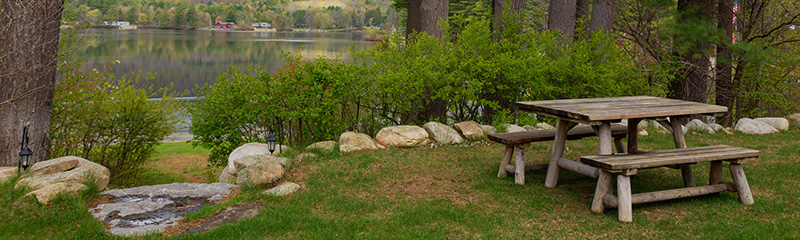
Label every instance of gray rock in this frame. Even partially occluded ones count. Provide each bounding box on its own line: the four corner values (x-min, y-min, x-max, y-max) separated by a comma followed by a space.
294, 152, 318, 163
24, 182, 87, 204
101, 182, 237, 200
522, 125, 537, 131
535, 122, 555, 130
305, 140, 337, 152
233, 155, 289, 174
375, 125, 432, 148
638, 129, 649, 137
338, 131, 386, 153
227, 143, 291, 174
709, 123, 733, 135
178, 202, 261, 235
686, 119, 715, 134
735, 118, 779, 135
501, 124, 526, 133
453, 121, 485, 141
29, 157, 78, 177
422, 122, 464, 145
218, 170, 234, 184
236, 162, 283, 188
638, 120, 650, 129
787, 113, 800, 128
16, 156, 110, 193
262, 182, 300, 196
754, 117, 790, 131
0, 167, 16, 183
479, 124, 497, 134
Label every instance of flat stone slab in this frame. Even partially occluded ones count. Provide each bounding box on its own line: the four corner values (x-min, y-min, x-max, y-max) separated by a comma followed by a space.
178, 201, 261, 236
90, 183, 237, 237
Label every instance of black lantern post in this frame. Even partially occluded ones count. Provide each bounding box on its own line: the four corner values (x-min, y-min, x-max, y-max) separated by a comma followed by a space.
266, 116, 282, 155
266, 133, 278, 154
18, 126, 33, 173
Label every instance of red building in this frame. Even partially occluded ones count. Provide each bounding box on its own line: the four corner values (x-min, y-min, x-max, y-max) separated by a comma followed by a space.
215, 21, 236, 29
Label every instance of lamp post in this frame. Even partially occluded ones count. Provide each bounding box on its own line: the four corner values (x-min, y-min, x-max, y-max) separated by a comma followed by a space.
18, 126, 32, 173
266, 116, 282, 155
266, 133, 278, 155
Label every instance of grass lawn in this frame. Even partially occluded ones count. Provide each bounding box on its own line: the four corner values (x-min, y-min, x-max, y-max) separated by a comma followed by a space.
1, 128, 799, 239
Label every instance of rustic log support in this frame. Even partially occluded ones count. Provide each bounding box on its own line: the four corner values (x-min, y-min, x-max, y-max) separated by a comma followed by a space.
498, 145, 514, 178
627, 118, 641, 153
730, 163, 754, 205
617, 175, 633, 223
545, 120, 578, 188
557, 157, 599, 178
592, 170, 613, 213
709, 160, 723, 185
603, 184, 730, 208
514, 144, 529, 185
505, 163, 548, 173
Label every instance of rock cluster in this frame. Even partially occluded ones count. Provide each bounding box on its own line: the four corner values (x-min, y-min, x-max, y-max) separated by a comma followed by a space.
220, 143, 291, 189
14, 156, 110, 204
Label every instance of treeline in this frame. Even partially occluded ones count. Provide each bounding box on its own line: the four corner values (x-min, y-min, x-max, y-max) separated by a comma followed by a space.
63, 0, 400, 30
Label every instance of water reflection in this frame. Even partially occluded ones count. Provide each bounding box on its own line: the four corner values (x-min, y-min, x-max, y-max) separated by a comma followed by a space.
75, 29, 375, 96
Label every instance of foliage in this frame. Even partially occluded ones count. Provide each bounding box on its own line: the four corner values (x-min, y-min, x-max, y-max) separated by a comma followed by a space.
50, 26, 181, 182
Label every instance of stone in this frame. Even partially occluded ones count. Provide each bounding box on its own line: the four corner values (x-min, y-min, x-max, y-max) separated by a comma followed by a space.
236, 162, 283, 188
535, 122, 555, 130
338, 131, 385, 153
262, 182, 300, 197
375, 125, 432, 148
178, 202, 261, 235
15, 156, 110, 192
685, 119, 715, 134
1, 167, 16, 183
232, 155, 289, 174
754, 118, 790, 131
453, 121, 485, 141
638, 129, 649, 137
522, 125, 537, 131
638, 120, 651, 129
502, 124, 526, 133
709, 123, 733, 135
735, 118, 779, 135
787, 113, 800, 128
24, 182, 87, 204
30, 157, 78, 177
480, 125, 497, 134
422, 122, 464, 145
218, 170, 234, 184
294, 152, 318, 163
92, 183, 237, 237
227, 143, 291, 174
305, 140, 337, 152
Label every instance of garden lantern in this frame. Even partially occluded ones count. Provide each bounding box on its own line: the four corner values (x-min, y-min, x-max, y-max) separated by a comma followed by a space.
266, 133, 278, 154
18, 126, 32, 173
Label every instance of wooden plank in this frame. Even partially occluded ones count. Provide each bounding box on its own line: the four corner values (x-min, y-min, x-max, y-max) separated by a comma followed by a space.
618, 175, 633, 223
557, 158, 599, 178
580, 145, 760, 170
603, 184, 729, 208
592, 171, 613, 213
487, 124, 627, 145
545, 120, 578, 188
730, 164, 755, 205
505, 163, 549, 173
498, 146, 514, 178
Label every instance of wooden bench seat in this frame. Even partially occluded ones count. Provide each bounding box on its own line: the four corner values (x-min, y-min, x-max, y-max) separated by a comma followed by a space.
580, 145, 760, 222
489, 124, 628, 185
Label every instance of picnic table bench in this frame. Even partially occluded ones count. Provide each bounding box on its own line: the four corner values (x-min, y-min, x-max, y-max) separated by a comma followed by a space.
581, 145, 759, 222
488, 124, 628, 185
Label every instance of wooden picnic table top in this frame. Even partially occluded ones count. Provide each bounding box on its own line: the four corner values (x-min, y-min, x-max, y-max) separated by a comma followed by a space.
516, 96, 728, 122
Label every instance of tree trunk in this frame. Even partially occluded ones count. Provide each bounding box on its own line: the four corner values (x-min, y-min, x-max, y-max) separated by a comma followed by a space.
575, 0, 591, 41
492, 0, 526, 40
670, 0, 714, 107
589, 0, 615, 33
406, 0, 447, 38
716, 0, 735, 125
0, 0, 63, 167
548, 0, 578, 43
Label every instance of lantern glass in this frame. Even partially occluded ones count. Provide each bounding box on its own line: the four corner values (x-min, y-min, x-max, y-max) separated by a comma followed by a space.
266, 133, 278, 154
19, 146, 32, 171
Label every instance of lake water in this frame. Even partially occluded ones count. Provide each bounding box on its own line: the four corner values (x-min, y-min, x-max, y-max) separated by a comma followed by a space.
75, 29, 375, 96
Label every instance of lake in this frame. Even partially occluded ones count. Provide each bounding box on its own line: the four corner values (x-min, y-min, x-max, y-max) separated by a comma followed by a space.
74, 29, 376, 97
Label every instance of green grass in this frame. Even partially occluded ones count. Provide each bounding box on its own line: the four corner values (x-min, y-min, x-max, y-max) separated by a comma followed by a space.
2, 129, 799, 239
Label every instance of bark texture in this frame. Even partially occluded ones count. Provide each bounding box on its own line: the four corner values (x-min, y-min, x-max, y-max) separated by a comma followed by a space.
492, 0, 526, 40
715, 0, 735, 125
548, 0, 578, 43
406, 0, 448, 38
589, 0, 615, 33
0, 0, 64, 166
669, 0, 715, 107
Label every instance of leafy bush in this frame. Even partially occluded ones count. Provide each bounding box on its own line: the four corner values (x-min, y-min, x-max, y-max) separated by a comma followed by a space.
51, 26, 181, 183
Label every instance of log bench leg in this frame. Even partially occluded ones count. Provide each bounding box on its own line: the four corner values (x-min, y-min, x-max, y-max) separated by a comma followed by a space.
498, 145, 514, 178
514, 144, 528, 185
592, 170, 613, 214
730, 163, 754, 205
709, 161, 723, 185
617, 174, 633, 223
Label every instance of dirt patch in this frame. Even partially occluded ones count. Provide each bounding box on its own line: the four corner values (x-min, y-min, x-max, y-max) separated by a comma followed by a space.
147, 153, 213, 183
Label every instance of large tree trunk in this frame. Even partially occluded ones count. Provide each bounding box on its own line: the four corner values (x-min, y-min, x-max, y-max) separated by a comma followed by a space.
716, 0, 735, 126
589, 0, 615, 33
669, 0, 714, 107
0, 0, 64, 167
548, 0, 578, 43
492, 0, 526, 40
405, 0, 448, 123
575, 0, 591, 41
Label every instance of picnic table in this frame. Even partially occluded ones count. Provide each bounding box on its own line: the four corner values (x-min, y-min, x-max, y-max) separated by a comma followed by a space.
515, 96, 758, 222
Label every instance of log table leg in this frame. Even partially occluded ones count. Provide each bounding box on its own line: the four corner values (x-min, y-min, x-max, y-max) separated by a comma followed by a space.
670, 117, 696, 187
498, 146, 514, 178
709, 161, 723, 185
617, 174, 633, 223
514, 144, 529, 185
627, 118, 641, 154
730, 163, 755, 205
592, 170, 613, 213
545, 120, 577, 188
597, 122, 613, 155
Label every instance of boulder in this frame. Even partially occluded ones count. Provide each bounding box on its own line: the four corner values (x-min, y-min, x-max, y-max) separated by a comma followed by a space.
1, 167, 16, 183
754, 118, 790, 131
338, 131, 386, 153
375, 125, 432, 148
233, 155, 289, 174
535, 122, 555, 130
522, 125, 537, 131
735, 118, 779, 135
422, 122, 464, 145
638, 129, 649, 137
30, 157, 78, 177
305, 140, 337, 152
709, 123, 733, 135
502, 124, 526, 133
16, 156, 110, 192
480, 125, 497, 135
24, 182, 87, 204
262, 182, 300, 197
453, 121, 485, 141
218, 170, 234, 184
294, 152, 318, 163
787, 113, 800, 128
686, 119, 715, 134
236, 162, 284, 188
227, 143, 290, 174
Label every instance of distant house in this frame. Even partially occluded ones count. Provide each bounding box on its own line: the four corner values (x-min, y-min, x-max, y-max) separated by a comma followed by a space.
215, 21, 236, 29
103, 21, 130, 26
252, 22, 271, 29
